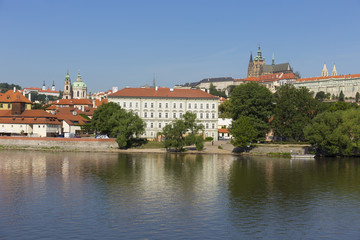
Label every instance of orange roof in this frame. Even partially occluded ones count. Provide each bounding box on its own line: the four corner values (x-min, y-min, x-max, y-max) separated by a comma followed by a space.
0, 90, 32, 104
71, 99, 92, 105
218, 128, 230, 133
0, 109, 60, 125
54, 108, 90, 126
52, 99, 74, 105
95, 99, 108, 108
296, 74, 360, 82
108, 87, 218, 99
46, 105, 57, 110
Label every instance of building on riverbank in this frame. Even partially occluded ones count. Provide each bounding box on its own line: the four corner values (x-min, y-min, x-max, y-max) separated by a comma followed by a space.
108, 87, 219, 140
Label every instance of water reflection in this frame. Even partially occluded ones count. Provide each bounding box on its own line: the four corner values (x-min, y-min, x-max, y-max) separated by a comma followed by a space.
0, 151, 359, 239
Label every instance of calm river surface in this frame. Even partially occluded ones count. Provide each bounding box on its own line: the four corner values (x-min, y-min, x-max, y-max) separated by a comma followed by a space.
0, 151, 359, 239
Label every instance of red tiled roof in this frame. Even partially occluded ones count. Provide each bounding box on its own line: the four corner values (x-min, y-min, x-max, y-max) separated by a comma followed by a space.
0, 109, 60, 125
52, 99, 74, 105
54, 107, 90, 126
218, 128, 230, 133
51, 98, 92, 106
95, 99, 108, 108
108, 87, 218, 99
0, 90, 32, 103
296, 74, 360, 82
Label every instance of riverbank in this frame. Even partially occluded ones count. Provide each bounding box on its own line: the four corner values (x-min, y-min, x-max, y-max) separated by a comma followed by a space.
0, 136, 310, 156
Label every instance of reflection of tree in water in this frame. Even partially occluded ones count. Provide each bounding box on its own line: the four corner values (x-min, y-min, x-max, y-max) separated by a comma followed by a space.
227, 156, 360, 237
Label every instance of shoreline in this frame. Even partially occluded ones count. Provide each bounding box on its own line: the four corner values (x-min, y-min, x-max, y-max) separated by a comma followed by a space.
0, 136, 310, 156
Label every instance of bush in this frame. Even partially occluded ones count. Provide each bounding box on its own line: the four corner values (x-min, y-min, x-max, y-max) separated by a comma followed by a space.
205, 137, 213, 142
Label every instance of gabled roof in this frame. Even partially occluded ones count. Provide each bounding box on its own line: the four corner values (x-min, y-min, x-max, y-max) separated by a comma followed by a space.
0, 109, 60, 125
54, 107, 90, 126
51, 98, 92, 106
0, 90, 32, 103
108, 87, 218, 99
95, 99, 108, 108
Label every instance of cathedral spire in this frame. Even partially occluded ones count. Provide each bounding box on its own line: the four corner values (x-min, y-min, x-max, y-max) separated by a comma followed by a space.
255, 43, 264, 61
332, 64, 337, 76
249, 52, 253, 62
322, 63, 328, 77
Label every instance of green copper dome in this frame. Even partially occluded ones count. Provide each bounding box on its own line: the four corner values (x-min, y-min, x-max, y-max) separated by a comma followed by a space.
72, 81, 87, 88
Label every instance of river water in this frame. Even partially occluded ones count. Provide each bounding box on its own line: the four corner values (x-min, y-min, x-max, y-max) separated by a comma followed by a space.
0, 151, 359, 239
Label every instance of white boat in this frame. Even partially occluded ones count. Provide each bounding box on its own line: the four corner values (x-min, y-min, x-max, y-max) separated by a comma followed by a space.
291, 154, 315, 159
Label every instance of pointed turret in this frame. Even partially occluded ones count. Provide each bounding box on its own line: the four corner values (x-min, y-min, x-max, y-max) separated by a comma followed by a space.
76, 69, 82, 82
332, 64, 337, 76
322, 63, 328, 77
51, 81, 55, 91
255, 43, 264, 61
272, 51, 275, 65
249, 52, 253, 62
42, 81, 46, 90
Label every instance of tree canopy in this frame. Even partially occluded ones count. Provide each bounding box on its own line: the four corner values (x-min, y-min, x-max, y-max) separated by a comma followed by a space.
0, 83, 22, 93
161, 112, 204, 151
209, 83, 227, 98
89, 102, 145, 148
272, 85, 319, 141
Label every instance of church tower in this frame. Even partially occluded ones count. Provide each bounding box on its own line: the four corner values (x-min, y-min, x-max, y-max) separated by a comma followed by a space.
322, 63, 329, 77
251, 44, 265, 77
332, 64, 337, 76
72, 70, 87, 99
247, 52, 254, 77
63, 70, 72, 99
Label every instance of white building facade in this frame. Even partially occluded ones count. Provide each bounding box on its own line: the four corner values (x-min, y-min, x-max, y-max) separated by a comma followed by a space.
108, 87, 219, 140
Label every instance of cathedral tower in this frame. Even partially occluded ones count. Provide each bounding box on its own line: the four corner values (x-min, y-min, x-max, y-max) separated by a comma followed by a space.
247, 44, 265, 77
322, 63, 329, 77
63, 70, 72, 99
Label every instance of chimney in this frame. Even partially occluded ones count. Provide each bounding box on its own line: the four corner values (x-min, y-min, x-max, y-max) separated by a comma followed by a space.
112, 86, 118, 93
28, 93, 31, 101
13, 87, 16, 93
155, 86, 158, 91
170, 88, 173, 92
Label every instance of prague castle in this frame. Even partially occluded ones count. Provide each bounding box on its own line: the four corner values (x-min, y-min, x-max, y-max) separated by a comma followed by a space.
247, 44, 294, 78
63, 70, 88, 99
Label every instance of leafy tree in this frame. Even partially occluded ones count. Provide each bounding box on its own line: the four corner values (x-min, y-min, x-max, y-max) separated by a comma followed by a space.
230, 116, 259, 148
356, 92, 360, 103
230, 82, 273, 123
272, 85, 318, 141
218, 100, 232, 118
209, 83, 227, 98
304, 110, 357, 156
162, 112, 204, 151
0, 83, 22, 93
339, 90, 345, 102
89, 102, 145, 148
315, 91, 326, 101
328, 101, 357, 112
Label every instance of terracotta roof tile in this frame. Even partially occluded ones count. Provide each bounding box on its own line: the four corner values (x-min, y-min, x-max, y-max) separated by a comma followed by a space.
108, 87, 218, 99
0, 90, 32, 103
296, 74, 360, 82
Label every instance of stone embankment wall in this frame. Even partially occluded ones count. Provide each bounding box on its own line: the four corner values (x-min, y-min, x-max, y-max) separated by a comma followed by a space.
248, 144, 311, 155
0, 137, 118, 151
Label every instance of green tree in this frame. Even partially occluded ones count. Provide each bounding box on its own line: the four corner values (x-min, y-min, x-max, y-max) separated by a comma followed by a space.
230, 82, 273, 123
162, 112, 204, 151
356, 92, 360, 102
230, 116, 259, 148
218, 100, 232, 118
209, 83, 227, 98
272, 85, 318, 141
304, 110, 352, 156
339, 90, 345, 101
89, 102, 145, 148
315, 91, 326, 101
0, 83, 22, 93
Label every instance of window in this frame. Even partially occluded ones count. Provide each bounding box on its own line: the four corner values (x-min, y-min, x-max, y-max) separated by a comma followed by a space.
206, 104, 209, 109
11, 125, 13, 128
165, 103, 168, 108
129, 102, 132, 107
151, 132, 154, 136
123, 102, 126, 108
38, 125, 40, 128
200, 104, 203, 109
118, 102, 121, 106
150, 123, 153, 128
179, 103, 183, 108
165, 113, 168, 118
136, 102, 139, 108
159, 123, 162, 128
206, 113, 209, 119
200, 113, 203, 119
194, 103, 197, 109
179, 112, 183, 118
151, 102, 154, 108
144, 112, 148, 118
212, 133, 215, 137
173, 103, 176, 108
159, 103, 162, 108
212, 123, 215, 129
77, 91, 79, 97
206, 123, 209, 129
212, 113, 215, 119
212, 104, 215, 109
8, 104, 10, 108
159, 112, 162, 118
173, 113, 176, 118
66, 86, 68, 90
150, 112, 154, 118
188, 103, 191, 109
144, 103, 148, 108
0, 104, 2, 108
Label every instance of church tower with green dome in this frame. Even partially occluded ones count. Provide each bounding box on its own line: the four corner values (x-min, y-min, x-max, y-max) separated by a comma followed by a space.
63, 70, 72, 99
72, 70, 87, 99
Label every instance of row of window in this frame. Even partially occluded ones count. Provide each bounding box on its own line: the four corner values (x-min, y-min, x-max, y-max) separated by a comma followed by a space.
119, 101, 217, 109
143, 112, 216, 119
144, 131, 216, 138
145, 122, 216, 129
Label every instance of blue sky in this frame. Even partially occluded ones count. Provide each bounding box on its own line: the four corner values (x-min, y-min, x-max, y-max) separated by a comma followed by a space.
0, 0, 359, 92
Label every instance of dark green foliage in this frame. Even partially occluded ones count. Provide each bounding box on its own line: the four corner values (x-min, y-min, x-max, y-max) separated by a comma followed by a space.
205, 137, 213, 142
328, 101, 357, 112
218, 100, 231, 118
0, 83, 22, 93
305, 108, 360, 156
209, 83, 226, 98
230, 82, 273, 123
315, 91, 326, 101
89, 102, 145, 148
26, 92, 59, 104
339, 90, 345, 101
356, 92, 360, 102
161, 112, 204, 151
230, 116, 258, 148
272, 85, 318, 142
